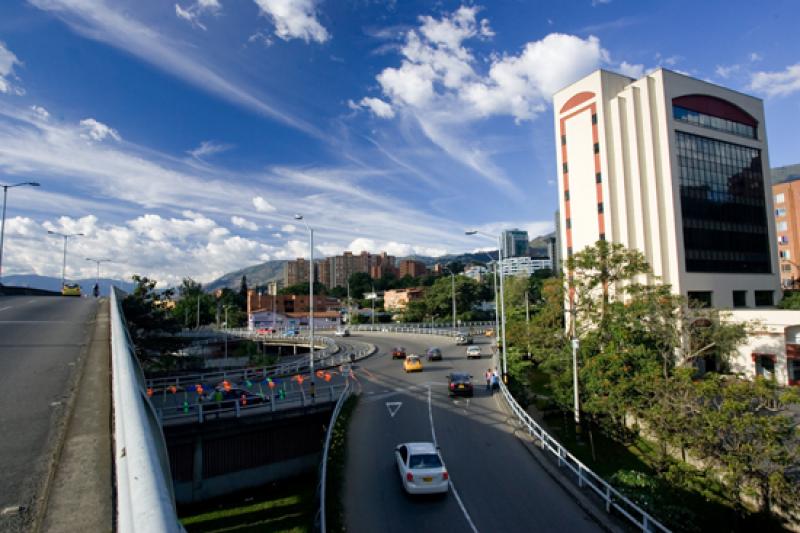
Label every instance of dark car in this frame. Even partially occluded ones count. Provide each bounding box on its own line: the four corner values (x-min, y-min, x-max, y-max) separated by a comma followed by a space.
204, 386, 268, 409
448, 372, 474, 397
426, 347, 442, 361
391, 347, 407, 359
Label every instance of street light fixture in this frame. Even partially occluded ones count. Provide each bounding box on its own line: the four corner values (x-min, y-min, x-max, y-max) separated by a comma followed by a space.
466, 230, 508, 383
294, 213, 316, 396
85, 257, 112, 295
47, 230, 84, 288
479, 251, 501, 348
0, 181, 40, 285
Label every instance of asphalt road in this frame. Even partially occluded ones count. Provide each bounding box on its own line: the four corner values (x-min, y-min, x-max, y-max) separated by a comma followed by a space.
0, 295, 98, 527
344, 332, 603, 533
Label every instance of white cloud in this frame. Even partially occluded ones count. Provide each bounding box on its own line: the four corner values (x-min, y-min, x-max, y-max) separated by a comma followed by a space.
175, 0, 221, 30
31, 105, 50, 120
749, 52, 762, 62
29, 0, 323, 139
253, 0, 329, 43
0, 42, 20, 94
345, 237, 447, 258
591, 0, 612, 5
231, 215, 258, 231
618, 61, 645, 79
354, 97, 395, 119
281, 223, 297, 233
188, 140, 232, 159
715, 64, 740, 79
749, 63, 800, 97
252, 196, 276, 212
79, 118, 121, 142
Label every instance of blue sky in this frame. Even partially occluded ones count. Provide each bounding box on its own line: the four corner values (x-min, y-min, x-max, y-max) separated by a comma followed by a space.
0, 0, 798, 286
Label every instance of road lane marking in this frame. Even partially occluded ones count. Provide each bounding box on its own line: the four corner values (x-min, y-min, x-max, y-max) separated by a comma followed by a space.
427, 386, 479, 533
0, 306, 11, 312
385, 401, 402, 418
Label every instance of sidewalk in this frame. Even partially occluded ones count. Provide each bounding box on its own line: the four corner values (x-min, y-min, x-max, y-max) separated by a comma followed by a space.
39, 300, 112, 533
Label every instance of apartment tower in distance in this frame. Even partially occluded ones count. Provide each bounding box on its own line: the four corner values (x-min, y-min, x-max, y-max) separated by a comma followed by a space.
554, 68, 779, 309
771, 164, 800, 289
501, 229, 529, 258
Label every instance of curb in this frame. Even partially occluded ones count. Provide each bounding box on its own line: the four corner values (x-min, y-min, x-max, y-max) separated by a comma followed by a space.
491, 393, 627, 533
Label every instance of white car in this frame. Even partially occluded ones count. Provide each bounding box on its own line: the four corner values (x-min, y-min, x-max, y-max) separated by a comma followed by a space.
334, 327, 350, 337
394, 442, 449, 495
466, 346, 481, 359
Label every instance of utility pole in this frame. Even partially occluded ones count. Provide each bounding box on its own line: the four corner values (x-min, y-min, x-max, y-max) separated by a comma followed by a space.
451, 272, 456, 331
0, 182, 40, 285
196, 295, 200, 329
47, 230, 83, 289
525, 290, 531, 359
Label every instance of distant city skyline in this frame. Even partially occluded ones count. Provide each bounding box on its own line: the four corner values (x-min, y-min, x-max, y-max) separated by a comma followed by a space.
0, 1, 798, 285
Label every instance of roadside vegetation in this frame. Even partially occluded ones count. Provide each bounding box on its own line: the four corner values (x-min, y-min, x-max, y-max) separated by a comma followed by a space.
501, 241, 800, 531
325, 394, 360, 533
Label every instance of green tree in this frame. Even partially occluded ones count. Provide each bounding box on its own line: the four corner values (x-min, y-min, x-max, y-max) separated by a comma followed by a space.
777, 291, 800, 309
238, 275, 248, 308
121, 275, 177, 343
279, 281, 326, 295
171, 277, 216, 327
348, 272, 373, 300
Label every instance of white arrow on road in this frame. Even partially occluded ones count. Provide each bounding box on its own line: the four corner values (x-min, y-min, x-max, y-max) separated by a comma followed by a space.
385, 401, 402, 418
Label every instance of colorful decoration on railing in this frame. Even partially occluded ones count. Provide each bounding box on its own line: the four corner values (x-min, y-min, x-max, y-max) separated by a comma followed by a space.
223, 380, 231, 392
195, 384, 203, 395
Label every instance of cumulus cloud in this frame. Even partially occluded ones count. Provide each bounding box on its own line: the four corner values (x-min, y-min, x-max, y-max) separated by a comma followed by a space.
0, 42, 21, 94
352, 97, 395, 118
345, 237, 447, 258
31, 105, 49, 120
715, 64, 740, 79
187, 140, 232, 159
749, 63, 800, 97
175, 0, 221, 30
281, 223, 297, 233
253, 0, 329, 43
252, 196, 276, 212
231, 215, 258, 231
617, 61, 645, 79
79, 118, 121, 142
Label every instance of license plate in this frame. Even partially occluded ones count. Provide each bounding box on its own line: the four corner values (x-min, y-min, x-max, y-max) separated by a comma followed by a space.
458, 385, 464, 389
423, 476, 433, 482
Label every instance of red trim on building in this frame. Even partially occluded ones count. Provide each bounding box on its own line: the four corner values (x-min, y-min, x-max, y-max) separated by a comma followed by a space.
560, 91, 596, 114
672, 94, 758, 127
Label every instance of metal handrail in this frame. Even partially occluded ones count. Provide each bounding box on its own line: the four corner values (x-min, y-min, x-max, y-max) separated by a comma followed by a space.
492, 351, 670, 532
319, 377, 352, 533
110, 288, 184, 533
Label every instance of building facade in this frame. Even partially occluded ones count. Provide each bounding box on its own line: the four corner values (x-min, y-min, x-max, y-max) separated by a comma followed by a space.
501, 229, 529, 258
247, 289, 341, 315
284, 258, 315, 287
772, 165, 800, 288
463, 264, 488, 282
399, 259, 427, 278
554, 68, 780, 309
498, 257, 553, 276
383, 287, 426, 311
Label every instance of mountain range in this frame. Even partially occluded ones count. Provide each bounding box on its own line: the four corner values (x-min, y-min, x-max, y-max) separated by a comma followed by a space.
205, 232, 555, 292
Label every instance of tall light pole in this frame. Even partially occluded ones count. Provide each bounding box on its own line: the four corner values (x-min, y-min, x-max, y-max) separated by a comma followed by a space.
450, 272, 457, 331
86, 257, 111, 295
481, 252, 500, 345
0, 181, 40, 285
47, 230, 84, 288
294, 214, 315, 391
467, 230, 508, 382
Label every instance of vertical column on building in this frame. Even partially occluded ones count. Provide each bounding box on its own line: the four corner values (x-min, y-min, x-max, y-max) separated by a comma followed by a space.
622, 87, 647, 286
637, 76, 665, 282
609, 96, 629, 252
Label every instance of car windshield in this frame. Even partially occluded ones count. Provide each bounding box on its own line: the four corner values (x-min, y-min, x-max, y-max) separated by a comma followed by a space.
407, 356, 419, 363
408, 453, 442, 469
451, 373, 470, 382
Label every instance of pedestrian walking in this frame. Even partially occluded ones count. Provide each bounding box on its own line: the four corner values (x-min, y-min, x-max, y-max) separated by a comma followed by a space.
485, 369, 492, 391
491, 369, 500, 394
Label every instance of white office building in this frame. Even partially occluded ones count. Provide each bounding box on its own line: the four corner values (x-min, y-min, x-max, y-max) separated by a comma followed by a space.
498, 256, 552, 276
554, 68, 779, 309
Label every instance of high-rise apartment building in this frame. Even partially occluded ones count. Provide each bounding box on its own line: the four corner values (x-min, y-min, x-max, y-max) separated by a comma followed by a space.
284, 258, 316, 287
501, 229, 529, 258
554, 68, 779, 308
772, 164, 800, 288
399, 259, 427, 278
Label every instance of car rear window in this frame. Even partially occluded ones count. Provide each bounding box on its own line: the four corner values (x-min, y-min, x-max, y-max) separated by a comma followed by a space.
409, 453, 442, 469
451, 373, 470, 381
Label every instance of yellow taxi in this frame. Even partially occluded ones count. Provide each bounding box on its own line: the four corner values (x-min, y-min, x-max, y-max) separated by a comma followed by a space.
403, 355, 423, 373
61, 283, 82, 297
484, 328, 495, 337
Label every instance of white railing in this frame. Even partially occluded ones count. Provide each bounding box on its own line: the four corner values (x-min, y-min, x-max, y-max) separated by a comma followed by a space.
146, 340, 373, 390
318, 376, 352, 533
492, 351, 670, 532
349, 324, 492, 337
110, 288, 184, 533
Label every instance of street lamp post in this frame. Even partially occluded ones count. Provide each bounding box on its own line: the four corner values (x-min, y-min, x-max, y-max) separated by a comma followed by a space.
294, 214, 315, 393
223, 304, 233, 361
47, 230, 84, 288
481, 253, 500, 346
467, 230, 508, 382
450, 272, 456, 331
85, 257, 111, 296
0, 181, 40, 285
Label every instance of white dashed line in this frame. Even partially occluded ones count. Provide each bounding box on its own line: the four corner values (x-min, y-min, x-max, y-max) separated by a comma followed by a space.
427, 386, 479, 533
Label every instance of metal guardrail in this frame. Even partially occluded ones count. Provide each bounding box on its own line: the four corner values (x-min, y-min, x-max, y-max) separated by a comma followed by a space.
318, 377, 352, 533
146, 339, 370, 389
492, 351, 670, 532
348, 324, 491, 337
157, 382, 348, 424
110, 288, 184, 533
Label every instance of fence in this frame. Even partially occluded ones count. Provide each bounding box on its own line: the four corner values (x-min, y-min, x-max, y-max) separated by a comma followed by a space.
110, 288, 184, 533
318, 377, 352, 533
348, 323, 492, 337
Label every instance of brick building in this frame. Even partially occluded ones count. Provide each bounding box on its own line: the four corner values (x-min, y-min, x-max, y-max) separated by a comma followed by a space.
247, 289, 341, 315
772, 164, 800, 288
383, 287, 426, 311
399, 259, 427, 278
283, 258, 316, 287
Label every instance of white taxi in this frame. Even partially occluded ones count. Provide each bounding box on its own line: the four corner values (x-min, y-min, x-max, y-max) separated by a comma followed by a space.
394, 442, 449, 495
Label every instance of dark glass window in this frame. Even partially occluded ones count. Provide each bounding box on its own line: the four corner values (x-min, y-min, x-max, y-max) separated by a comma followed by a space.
564, 190, 570, 201
733, 290, 747, 308
563, 163, 568, 174
688, 291, 713, 308
596, 172, 602, 183
755, 290, 774, 307
673, 105, 756, 139
676, 131, 771, 273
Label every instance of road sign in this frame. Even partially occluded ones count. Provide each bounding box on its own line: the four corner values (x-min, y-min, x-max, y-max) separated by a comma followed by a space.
385, 401, 402, 418
364, 292, 378, 300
